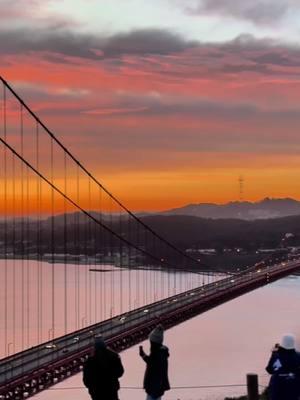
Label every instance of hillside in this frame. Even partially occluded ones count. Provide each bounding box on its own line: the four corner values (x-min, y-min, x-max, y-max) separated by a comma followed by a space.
162, 197, 300, 220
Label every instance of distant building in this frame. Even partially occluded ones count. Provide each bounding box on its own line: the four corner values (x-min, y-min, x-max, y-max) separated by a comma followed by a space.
186, 248, 217, 256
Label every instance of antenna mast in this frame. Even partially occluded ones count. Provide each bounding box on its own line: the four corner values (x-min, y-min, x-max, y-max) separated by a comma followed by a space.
239, 175, 244, 201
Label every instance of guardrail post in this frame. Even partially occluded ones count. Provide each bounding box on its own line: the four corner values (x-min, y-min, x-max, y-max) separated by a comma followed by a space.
247, 373, 259, 400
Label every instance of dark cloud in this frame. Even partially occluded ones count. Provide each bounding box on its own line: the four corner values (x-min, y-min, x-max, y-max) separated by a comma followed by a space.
187, 0, 297, 25
150, 34, 300, 78
253, 52, 300, 67
101, 29, 198, 56
216, 35, 300, 73
0, 27, 197, 59
0, 28, 100, 59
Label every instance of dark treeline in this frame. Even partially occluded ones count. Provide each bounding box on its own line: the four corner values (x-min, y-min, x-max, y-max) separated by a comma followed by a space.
0, 213, 147, 256
0, 212, 299, 270
0, 212, 194, 269
141, 214, 300, 250
1, 212, 300, 253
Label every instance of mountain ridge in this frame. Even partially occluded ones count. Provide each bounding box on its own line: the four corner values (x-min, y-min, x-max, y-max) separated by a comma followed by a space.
161, 197, 300, 220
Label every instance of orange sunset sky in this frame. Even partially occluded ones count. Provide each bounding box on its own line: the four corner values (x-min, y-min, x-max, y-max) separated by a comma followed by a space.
1, 0, 300, 211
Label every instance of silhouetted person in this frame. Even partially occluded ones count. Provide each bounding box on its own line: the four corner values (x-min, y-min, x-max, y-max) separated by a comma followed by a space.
139, 325, 170, 400
83, 335, 124, 400
266, 334, 300, 400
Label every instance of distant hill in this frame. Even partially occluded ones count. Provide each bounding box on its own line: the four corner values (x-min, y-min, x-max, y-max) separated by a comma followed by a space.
161, 198, 300, 220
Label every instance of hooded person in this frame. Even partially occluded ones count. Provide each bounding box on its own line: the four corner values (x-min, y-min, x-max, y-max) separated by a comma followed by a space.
266, 334, 300, 400
83, 335, 124, 400
139, 325, 170, 400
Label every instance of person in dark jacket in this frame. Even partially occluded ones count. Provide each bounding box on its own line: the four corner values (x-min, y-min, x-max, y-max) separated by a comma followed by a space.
83, 335, 124, 400
266, 334, 300, 400
139, 325, 170, 400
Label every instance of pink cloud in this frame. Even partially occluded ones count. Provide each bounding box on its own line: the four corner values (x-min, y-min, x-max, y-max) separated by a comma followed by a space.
82, 107, 148, 116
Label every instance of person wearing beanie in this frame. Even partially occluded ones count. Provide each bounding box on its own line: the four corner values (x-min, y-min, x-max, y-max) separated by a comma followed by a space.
83, 335, 124, 400
266, 334, 300, 400
149, 325, 164, 345
139, 325, 170, 400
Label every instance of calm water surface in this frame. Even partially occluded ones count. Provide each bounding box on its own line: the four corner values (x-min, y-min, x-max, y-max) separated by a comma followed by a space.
0, 259, 213, 356
1, 261, 300, 399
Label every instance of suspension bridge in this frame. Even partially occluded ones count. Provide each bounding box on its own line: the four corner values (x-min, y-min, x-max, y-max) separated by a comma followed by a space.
0, 75, 299, 399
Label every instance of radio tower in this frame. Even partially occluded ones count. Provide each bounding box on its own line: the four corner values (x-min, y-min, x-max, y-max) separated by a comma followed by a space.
239, 175, 244, 202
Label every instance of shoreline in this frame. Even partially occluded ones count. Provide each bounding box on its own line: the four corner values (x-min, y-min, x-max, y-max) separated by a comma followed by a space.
0, 254, 222, 273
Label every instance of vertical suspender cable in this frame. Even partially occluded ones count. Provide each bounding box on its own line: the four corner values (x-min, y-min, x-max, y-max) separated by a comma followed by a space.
153, 235, 156, 301
12, 147, 16, 353
40, 162, 43, 343
76, 164, 79, 330
97, 187, 101, 321
74, 166, 78, 330
51, 137, 55, 341
64, 152, 67, 335
93, 185, 97, 323
35, 122, 40, 345
137, 219, 140, 308
3, 83, 8, 356
73, 197, 76, 331
119, 207, 123, 315
153, 236, 156, 302
143, 226, 147, 305
167, 243, 170, 298
84, 179, 88, 327
88, 177, 92, 325
110, 196, 114, 319
99, 187, 105, 321
26, 165, 30, 348
20, 103, 25, 351
149, 231, 152, 302
128, 213, 131, 311
83, 178, 87, 328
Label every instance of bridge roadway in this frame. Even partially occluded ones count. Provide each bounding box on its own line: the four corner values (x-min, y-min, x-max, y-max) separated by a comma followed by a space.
1, 258, 300, 399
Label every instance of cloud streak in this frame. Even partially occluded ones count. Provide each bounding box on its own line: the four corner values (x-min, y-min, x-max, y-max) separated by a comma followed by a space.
3, 24, 300, 83
186, 0, 299, 25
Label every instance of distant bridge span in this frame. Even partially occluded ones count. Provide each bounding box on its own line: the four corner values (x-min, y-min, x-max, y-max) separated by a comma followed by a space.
1, 258, 299, 399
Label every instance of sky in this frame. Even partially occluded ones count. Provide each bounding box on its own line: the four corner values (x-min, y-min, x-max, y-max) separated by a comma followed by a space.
2, 0, 300, 210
